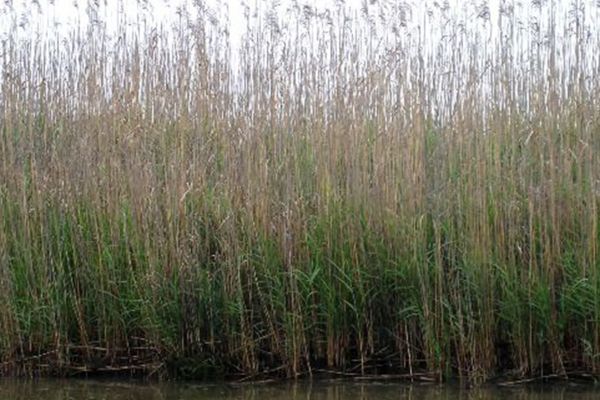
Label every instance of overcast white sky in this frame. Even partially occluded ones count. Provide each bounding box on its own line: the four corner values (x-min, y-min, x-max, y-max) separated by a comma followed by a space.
2, 1, 596, 49
2, 1, 596, 39
1, 0, 598, 80
0, 0, 537, 43
1, 0, 365, 44
1, 0, 597, 120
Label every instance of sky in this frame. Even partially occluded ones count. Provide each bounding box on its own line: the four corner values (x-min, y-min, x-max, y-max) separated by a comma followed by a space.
1, 0, 598, 88
2, 1, 597, 44
2, 1, 597, 49
0, 1, 513, 43
1, 0, 598, 122
0, 0, 365, 45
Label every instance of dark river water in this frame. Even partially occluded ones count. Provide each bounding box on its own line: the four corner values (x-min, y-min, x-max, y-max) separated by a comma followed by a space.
0, 379, 598, 400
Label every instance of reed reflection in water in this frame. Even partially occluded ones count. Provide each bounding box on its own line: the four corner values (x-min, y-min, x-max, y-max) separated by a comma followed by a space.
0, 380, 598, 400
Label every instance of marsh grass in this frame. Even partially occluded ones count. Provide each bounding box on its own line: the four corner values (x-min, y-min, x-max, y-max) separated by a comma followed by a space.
0, 0, 599, 382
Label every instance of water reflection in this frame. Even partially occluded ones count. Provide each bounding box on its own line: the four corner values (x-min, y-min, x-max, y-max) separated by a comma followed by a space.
0, 379, 597, 400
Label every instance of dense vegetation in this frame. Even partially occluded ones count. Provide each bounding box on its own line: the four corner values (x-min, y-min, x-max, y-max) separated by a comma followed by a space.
0, 0, 599, 382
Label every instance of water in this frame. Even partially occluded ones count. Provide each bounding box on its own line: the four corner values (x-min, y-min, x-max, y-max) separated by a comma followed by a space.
0, 379, 598, 400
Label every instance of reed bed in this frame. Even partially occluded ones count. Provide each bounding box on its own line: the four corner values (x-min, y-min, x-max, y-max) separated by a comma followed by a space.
0, 0, 599, 382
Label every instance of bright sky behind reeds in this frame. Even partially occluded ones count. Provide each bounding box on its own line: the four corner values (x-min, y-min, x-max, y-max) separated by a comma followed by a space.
1, 0, 598, 102
3, 1, 596, 46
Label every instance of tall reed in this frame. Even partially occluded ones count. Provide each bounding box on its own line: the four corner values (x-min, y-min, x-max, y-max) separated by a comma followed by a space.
0, 0, 599, 381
